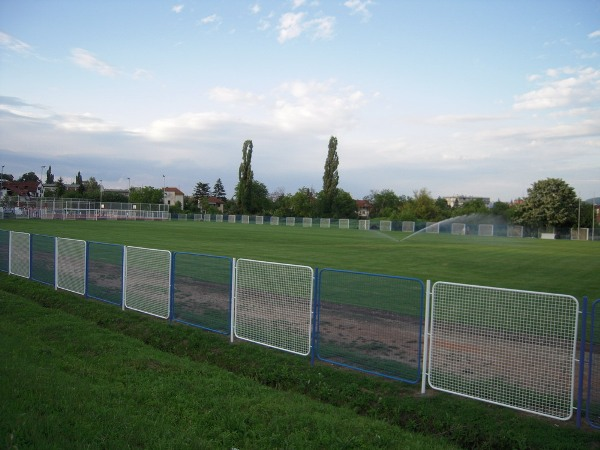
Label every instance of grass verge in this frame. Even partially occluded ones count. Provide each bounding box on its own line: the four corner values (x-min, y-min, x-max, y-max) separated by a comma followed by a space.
1, 274, 598, 449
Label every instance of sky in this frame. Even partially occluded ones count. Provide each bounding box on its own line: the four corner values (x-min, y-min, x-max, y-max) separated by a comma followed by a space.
1, 0, 599, 202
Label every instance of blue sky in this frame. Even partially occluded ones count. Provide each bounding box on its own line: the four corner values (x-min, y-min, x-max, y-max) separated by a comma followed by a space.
1, 0, 599, 202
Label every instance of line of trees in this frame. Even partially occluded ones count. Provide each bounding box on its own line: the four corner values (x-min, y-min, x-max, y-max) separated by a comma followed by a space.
5, 145, 597, 230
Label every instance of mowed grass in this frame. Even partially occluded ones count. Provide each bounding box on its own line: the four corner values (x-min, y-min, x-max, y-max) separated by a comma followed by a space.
0, 285, 456, 449
2, 218, 599, 299
1, 218, 600, 448
2, 275, 599, 449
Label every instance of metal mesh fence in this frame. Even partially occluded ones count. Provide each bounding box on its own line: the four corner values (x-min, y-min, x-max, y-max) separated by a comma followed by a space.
124, 246, 171, 319
451, 223, 466, 235
172, 252, 233, 334
9, 231, 30, 278
402, 221, 415, 232
31, 234, 55, 286
234, 258, 313, 355
56, 238, 86, 295
316, 269, 424, 382
87, 241, 124, 305
379, 220, 392, 231
0, 229, 10, 272
428, 282, 579, 420
478, 224, 494, 236
587, 299, 600, 429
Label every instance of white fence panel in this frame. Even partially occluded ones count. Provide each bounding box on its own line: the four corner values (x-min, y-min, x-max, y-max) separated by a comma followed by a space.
56, 238, 86, 295
478, 224, 494, 237
507, 225, 523, 238
402, 221, 415, 232
9, 231, 30, 278
451, 223, 466, 235
426, 222, 440, 233
124, 246, 172, 319
234, 258, 314, 356
379, 220, 392, 231
428, 281, 579, 420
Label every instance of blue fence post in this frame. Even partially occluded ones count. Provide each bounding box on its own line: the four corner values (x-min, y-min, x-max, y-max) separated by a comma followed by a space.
169, 251, 176, 323
84, 241, 90, 299
587, 299, 600, 429
577, 296, 588, 428
311, 268, 320, 367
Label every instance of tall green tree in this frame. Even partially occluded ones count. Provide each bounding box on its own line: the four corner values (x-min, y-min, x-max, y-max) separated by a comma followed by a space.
513, 178, 578, 230
193, 181, 211, 200
129, 186, 164, 204
19, 172, 39, 182
236, 140, 254, 213
452, 198, 489, 217
45, 166, 54, 184
212, 178, 226, 200
248, 180, 270, 214
365, 189, 402, 218
193, 181, 211, 212
54, 177, 66, 198
331, 188, 356, 219
321, 136, 339, 215
290, 187, 317, 217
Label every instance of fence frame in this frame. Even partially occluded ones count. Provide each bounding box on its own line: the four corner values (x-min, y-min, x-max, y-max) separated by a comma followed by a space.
427, 281, 580, 420
233, 258, 314, 356
314, 268, 425, 383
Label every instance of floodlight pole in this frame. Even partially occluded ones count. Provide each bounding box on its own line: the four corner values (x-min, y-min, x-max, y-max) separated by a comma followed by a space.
41, 165, 46, 197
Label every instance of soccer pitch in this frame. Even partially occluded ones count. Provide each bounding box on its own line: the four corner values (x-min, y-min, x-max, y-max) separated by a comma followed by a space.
2, 218, 599, 300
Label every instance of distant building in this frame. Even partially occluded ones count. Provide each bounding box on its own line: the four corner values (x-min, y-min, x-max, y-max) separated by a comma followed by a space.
206, 196, 225, 213
356, 199, 371, 218
444, 195, 491, 208
1, 180, 43, 200
164, 187, 185, 207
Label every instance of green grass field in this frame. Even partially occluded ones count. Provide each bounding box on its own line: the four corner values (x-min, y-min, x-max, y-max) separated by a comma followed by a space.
2, 218, 599, 299
1, 218, 600, 448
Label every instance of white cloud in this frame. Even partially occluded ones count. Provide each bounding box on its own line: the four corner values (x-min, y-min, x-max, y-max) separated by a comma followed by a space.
70, 48, 118, 77
430, 114, 510, 125
250, 3, 260, 14
278, 12, 306, 43
292, 0, 306, 9
172, 4, 184, 14
146, 112, 234, 140
0, 31, 33, 54
272, 80, 366, 132
132, 68, 153, 80
513, 66, 600, 110
344, 0, 374, 20
588, 30, 600, 39
57, 113, 120, 133
208, 87, 264, 105
277, 12, 335, 43
201, 14, 220, 25
311, 17, 335, 40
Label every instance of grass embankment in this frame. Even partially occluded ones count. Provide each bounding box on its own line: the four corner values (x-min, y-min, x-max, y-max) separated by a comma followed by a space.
1, 275, 598, 449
